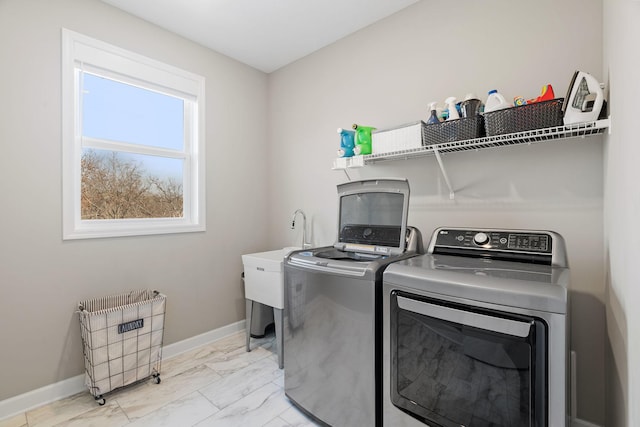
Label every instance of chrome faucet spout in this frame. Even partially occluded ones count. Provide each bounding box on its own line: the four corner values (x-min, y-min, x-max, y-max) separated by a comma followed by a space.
291, 209, 311, 249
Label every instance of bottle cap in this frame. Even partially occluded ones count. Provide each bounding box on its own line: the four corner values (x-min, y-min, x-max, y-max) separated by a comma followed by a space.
488, 89, 497, 95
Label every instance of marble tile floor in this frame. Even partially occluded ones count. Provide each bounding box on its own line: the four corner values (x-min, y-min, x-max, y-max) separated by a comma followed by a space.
0, 331, 321, 427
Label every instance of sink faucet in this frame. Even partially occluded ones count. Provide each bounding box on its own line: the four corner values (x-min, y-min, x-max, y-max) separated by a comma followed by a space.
291, 209, 311, 249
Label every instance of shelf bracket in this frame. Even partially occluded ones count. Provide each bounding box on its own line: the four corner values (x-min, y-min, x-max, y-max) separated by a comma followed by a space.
433, 147, 455, 199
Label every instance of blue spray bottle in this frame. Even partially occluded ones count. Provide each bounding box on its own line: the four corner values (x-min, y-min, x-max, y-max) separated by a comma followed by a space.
427, 102, 441, 124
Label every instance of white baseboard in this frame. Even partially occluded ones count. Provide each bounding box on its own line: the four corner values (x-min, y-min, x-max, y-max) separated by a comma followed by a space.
0, 320, 245, 421
0, 375, 87, 423
161, 320, 245, 360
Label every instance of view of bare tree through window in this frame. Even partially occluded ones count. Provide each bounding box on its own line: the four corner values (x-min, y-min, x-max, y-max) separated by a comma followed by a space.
63, 31, 204, 239
81, 149, 183, 219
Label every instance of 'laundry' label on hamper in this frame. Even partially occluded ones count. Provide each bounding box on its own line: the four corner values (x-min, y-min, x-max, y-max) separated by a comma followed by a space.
118, 319, 144, 334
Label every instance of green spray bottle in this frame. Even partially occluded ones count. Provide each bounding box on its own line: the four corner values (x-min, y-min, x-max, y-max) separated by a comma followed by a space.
352, 124, 376, 155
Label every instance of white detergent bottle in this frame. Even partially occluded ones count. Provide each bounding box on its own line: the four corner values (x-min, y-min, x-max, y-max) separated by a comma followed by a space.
445, 97, 459, 120
484, 90, 511, 113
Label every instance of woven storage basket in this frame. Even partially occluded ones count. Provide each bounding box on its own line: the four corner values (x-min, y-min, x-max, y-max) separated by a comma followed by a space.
78, 289, 166, 401
484, 98, 564, 136
422, 115, 485, 146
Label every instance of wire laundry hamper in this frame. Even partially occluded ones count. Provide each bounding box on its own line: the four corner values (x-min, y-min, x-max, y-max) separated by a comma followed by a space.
78, 289, 166, 405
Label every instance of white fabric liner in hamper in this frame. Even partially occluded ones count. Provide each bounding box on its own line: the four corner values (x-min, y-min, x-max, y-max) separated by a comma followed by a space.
78, 289, 166, 399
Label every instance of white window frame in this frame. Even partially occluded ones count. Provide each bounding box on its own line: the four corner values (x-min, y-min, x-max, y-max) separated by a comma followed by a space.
62, 29, 206, 240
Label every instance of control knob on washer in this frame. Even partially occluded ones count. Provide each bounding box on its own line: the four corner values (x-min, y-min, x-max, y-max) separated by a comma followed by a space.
473, 232, 490, 246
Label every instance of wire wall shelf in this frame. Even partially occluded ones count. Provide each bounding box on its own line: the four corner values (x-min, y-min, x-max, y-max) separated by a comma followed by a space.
332, 118, 609, 198
369, 119, 608, 164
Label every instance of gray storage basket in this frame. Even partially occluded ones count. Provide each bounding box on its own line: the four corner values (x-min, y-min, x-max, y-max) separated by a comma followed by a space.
483, 98, 564, 136
422, 115, 485, 145
78, 289, 166, 404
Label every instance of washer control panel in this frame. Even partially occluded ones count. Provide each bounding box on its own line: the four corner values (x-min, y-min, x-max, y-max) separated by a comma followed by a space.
434, 229, 552, 254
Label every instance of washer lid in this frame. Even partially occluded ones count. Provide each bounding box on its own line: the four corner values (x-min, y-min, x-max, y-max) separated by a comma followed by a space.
334, 178, 410, 256
384, 254, 569, 314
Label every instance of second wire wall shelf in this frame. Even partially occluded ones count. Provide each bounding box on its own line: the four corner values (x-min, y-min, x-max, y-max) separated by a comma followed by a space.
332, 118, 610, 199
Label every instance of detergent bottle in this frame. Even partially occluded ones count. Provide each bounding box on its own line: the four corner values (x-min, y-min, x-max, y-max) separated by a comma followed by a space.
484, 90, 511, 113
445, 97, 459, 121
426, 102, 441, 124
337, 128, 355, 158
352, 124, 376, 155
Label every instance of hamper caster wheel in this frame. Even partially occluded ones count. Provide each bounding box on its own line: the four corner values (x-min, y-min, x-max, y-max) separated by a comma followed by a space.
154, 375, 161, 384
95, 396, 105, 406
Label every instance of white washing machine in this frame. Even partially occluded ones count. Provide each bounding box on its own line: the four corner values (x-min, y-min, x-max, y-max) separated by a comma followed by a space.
382, 227, 570, 427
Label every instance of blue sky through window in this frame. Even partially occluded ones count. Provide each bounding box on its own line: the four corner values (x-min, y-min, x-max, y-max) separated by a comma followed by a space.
82, 73, 184, 149
82, 73, 184, 183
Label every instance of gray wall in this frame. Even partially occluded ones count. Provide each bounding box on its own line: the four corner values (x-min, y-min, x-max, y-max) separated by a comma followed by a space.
603, 0, 640, 426
3, 0, 632, 426
0, 0, 269, 401
268, 0, 606, 424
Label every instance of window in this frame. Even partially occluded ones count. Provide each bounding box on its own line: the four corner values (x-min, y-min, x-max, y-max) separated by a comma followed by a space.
62, 29, 205, 239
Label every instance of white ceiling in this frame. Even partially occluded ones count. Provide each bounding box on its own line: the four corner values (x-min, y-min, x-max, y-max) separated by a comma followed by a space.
100, 0, 420, 73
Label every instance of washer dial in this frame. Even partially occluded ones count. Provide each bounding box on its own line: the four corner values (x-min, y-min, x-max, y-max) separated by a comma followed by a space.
473, 232, 490, 246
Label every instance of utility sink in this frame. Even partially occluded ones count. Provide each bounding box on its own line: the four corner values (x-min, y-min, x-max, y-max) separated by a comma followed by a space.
242, 247, 299, 310
242, 246, 299, 369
